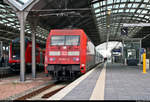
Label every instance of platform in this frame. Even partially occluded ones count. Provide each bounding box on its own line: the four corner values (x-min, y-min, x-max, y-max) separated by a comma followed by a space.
48, 63, 150, 100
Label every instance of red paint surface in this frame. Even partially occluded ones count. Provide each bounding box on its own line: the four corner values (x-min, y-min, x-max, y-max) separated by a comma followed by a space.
44, 29, 95, 74
9, 41, 45, 65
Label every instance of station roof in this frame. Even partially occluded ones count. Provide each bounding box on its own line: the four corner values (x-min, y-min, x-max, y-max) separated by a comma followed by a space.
28, 0, 101, 46
1, 0, 150, 47
0, 1, 49, 46
92, 0, 150, 47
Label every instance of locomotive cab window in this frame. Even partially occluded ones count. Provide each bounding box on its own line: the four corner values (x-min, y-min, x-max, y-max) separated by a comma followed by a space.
12, 43, 20, 59
51, 36, 65, 45
66, 36, 80, 45
51, 35, 80, 46
12, 40, 28, 59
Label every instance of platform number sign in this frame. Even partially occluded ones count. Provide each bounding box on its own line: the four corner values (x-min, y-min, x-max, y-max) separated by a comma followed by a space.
8, 0, 34, 11
121, 27, 128, 36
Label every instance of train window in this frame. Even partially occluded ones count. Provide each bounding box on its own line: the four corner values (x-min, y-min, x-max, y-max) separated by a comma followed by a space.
12, 41, 28, 59
66, 36, 80, 45
12, 43, 20, 58
51, 36, 65, 45
51, 35, 80, 46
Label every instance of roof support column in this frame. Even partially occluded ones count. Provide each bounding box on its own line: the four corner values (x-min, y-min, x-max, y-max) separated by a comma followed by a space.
18, 11, 26, 82
139, 39, 142, 68
106, 9, 111, 59
0, 41, 3, 57
31, 20, 38, 79
122, 39, 124, 65
5, 0, 40, 82
32, 27, 36, 79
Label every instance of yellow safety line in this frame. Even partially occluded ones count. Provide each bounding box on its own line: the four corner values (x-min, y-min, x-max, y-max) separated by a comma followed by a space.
90, 63, 106, 100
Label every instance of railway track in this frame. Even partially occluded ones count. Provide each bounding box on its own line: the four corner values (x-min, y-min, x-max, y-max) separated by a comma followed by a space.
15, 81, 69, 100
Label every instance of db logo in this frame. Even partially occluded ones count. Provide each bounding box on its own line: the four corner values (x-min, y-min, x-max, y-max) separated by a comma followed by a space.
61, 51, 67, 56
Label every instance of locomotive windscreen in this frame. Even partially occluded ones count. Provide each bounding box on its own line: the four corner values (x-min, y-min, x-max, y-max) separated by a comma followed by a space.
51, 35, 80, 46
11, 37, 29, 60
12, 43, 20, 60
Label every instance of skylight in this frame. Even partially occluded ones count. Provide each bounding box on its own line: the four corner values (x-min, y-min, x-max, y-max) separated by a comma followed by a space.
14, 0, 30, 6
92, 0, 150, 43
95, 9, 100, 13
93, 3, 99, 8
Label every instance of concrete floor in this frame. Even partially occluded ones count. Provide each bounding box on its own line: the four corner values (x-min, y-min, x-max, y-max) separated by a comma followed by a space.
48, 63, 150, 100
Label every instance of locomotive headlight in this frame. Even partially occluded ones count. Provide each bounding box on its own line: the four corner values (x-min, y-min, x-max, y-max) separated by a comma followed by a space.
81, 64, 85, 67
45, 64, 47, 67
63, 46, 67, 49
12, 63, 15, 65
73, 57, 80, 61
76, 57, 79, 61
13, 55, 16, 58
49, 58, 55, 61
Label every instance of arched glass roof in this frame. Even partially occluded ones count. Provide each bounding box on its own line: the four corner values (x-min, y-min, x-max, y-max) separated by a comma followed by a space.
1, 0, 150, 47
0, 0, 101, 46
0, 3, 48, 45
92, 0, 150, 43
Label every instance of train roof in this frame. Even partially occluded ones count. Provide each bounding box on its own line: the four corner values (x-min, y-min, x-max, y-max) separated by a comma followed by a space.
50, 29, 83, 33
49, 29, 94, 45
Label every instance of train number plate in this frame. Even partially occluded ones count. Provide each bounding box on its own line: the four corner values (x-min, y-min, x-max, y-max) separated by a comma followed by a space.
59, 58, 68, 61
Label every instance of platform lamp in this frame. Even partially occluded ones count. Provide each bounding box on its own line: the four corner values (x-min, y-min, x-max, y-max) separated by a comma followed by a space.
106, 9, 111, 61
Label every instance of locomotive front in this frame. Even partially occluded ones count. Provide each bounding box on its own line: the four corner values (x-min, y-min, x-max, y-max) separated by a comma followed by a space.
45, 30, 82, 80
9, 40, 20, 71
9, 37, 44, 72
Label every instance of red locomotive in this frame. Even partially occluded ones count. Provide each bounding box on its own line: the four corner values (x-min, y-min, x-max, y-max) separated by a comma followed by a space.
44, 29, 103, 80
9, 37, 45, 72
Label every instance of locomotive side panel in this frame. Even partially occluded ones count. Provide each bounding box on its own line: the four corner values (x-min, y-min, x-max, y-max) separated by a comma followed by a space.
80, 30, 87, 73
